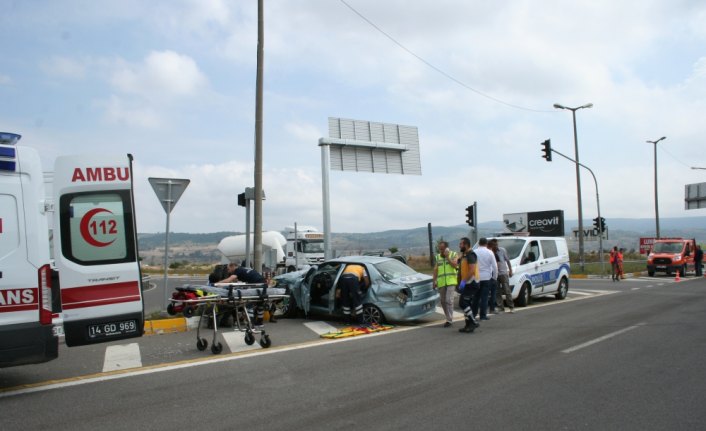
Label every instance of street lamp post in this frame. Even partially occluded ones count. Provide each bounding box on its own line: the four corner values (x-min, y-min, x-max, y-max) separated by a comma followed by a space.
647, 136, 666, 239
553, 102, 593, 272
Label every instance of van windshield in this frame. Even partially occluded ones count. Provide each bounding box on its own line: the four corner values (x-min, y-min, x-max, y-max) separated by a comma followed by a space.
496, 238, 527, 260
653, 242, 684, 253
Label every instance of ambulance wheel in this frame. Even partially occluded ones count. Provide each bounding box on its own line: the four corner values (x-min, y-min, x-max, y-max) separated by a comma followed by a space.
183, 306, 194, 318
362, 305, 385, 325
555, 277, 569, 300
244, 332, 256, 345
196, 338, 208, 351
260, 335, 271, 348
167, 303, 176, 316
211, 342, 223, 354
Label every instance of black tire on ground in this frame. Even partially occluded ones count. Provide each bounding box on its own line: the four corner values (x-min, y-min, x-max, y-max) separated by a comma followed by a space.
682, 264, 687, 277
244, 332, 255, 345
211, 342, 223, 354
555, 277, 569, 300
362, 304, 385, 325
167, 303, 176, 316
196, 338, 208, 351
648, 271, 655, 277
515, 283, 530, 307
183, 306, 194, 318
260, 335, 271, 348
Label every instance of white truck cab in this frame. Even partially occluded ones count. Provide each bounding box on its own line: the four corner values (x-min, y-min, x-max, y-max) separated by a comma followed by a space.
489, 236, 571, 306
0, 132, 143, 368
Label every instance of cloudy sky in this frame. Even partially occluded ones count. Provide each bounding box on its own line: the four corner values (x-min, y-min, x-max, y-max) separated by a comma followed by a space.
2, 0, 706, 234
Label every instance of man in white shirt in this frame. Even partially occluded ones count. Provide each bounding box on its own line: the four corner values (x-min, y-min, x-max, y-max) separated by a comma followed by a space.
472, 238, 498, 321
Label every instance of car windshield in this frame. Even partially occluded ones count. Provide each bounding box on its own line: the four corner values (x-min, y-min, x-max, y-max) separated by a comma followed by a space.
302, 241, 324, 253
496, 238, 527, 260
374, 259, 417, 281
653, 242, 684, 253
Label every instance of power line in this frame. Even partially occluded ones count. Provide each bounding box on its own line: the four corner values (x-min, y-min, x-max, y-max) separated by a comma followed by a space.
339, 0, 553, 113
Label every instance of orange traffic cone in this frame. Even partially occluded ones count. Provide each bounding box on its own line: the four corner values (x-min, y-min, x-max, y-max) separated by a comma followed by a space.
675, 270, 681, 282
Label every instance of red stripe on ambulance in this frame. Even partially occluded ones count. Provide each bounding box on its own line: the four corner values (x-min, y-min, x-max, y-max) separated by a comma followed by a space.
61, 281, 140, 309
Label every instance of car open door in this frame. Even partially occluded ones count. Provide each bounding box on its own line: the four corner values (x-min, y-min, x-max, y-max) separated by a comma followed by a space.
52, 154, 144, 347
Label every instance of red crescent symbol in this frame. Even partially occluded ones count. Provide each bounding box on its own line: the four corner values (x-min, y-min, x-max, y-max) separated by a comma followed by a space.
80, 208, 116, 247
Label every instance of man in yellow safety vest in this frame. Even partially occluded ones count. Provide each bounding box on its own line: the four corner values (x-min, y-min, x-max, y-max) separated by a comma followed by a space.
433, 241, 458, 327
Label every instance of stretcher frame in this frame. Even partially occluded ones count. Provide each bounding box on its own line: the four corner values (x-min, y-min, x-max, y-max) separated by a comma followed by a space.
169, 283, 289, 354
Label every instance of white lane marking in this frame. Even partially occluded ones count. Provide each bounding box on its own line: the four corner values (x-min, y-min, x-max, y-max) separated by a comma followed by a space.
568, 290, 593, 296
573, 289, 614, 294
102, 343, 142, 372
221, 332, 261, 353
562, 323, 645, 354
631, 287, 640, 291
304, 321, 338, 335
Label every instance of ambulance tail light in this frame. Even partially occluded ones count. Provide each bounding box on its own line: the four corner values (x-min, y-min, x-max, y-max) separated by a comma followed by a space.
38, 264, 53, 326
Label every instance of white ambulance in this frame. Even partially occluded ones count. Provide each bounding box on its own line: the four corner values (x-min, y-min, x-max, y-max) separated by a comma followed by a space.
0, 132, 144, 368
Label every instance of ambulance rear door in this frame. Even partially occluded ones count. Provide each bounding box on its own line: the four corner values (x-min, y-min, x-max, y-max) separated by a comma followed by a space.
53, 154, 144, 347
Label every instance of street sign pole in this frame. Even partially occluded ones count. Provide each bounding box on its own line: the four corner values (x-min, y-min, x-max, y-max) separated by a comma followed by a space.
162, 184, 172, 310
149, 177, 190, 311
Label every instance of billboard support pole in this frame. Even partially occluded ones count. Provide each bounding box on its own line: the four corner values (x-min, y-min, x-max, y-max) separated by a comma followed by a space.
320, 142, 332, 260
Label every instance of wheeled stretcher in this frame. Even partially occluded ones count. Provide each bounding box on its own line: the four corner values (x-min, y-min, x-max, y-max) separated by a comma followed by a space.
168, 283, 289, 354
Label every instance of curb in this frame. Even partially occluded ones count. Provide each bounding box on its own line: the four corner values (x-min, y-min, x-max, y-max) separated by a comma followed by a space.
143, 318, 188, 335
570, 271, 646, 280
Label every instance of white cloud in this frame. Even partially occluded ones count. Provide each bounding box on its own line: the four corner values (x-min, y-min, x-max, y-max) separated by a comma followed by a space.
110, 50, 208, 99
101, 95, 164, 129
0, 74, 11, 85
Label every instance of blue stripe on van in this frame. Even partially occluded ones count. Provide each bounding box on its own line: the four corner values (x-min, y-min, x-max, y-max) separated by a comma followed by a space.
0, 160, 16, 171
0, 146, 16, 158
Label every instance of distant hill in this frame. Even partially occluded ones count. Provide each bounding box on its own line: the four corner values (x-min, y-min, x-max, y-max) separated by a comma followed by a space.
137, 216, 705, 263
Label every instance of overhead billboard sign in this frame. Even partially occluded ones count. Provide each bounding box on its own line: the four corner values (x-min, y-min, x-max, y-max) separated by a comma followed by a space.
685, 182, 706, 209
325, 117, 422, 175
503, 210, 565, 237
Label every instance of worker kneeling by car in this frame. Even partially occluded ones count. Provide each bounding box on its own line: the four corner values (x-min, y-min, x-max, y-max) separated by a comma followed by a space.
340, 264, 370, 324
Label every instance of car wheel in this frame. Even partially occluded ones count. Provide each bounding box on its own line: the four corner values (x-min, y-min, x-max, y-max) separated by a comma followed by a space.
648, 271, 655, 277
362, 304, 385, 325
682, 264, 687, 277
555, 277, 569, 300
279, 293, 299, 318
516, 282, 530, 307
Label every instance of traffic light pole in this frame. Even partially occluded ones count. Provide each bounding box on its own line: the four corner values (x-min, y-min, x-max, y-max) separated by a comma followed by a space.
550, 148, 605, 275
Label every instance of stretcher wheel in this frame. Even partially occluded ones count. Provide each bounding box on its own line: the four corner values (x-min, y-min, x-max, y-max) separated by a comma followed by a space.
196, 338, 208, 351
244, 332, 256, 345
183, 306, 194, 318
259, 335, 271, 348
211, 342, 223, 354
167, 303, 176, 316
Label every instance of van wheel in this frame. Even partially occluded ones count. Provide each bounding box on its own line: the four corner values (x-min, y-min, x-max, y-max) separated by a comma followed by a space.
516, 283, 531, 307
555, 277, 569, 300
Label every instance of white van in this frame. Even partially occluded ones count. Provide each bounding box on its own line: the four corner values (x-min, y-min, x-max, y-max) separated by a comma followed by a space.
489, 236, 570, 306
0, 132, 144, 368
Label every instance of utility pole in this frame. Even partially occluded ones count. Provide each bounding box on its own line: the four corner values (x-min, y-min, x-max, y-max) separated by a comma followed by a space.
253, 0, 264, 271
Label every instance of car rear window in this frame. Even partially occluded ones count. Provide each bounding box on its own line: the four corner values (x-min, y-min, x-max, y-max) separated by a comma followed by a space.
374, 259, 416, 281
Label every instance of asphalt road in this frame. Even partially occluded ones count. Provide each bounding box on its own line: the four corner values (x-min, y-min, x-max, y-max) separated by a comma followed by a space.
2, 276, 705, 430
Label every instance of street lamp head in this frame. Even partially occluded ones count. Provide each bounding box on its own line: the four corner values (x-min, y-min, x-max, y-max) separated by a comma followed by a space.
647, 136, 667, 144
580, 103, 594, 109
553, 103, 566, 110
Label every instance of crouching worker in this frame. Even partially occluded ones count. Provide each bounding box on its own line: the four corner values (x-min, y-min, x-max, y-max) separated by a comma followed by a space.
457, 237, 479, 333
340, 264, 370, 325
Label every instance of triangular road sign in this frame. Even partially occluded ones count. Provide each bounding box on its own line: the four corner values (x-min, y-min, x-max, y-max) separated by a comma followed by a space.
148, 177, 190, 214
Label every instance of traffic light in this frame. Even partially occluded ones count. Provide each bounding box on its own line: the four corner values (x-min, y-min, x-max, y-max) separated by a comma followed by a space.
465, 205, 475, 227
541, 139, 552, 162
599, 217, 606, 233
593, 217, 600, 232
237, 192, 246, 207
